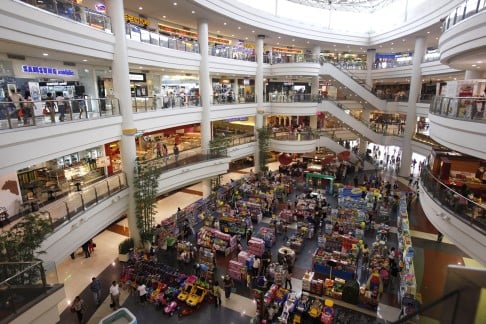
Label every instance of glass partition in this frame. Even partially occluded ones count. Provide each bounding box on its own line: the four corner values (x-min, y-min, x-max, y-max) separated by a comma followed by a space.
20, 0, 112, 32
430, 96, 486, 122
443, 0, 486, 32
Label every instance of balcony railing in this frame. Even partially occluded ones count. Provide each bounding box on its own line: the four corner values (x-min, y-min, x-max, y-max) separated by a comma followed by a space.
0, 260, 62, 323
0, 98, 120, 130
35, 173, 128, 231
264, 53, 320, 64
19, 0, 112, 32
420, 167, 486, 234
430, 96, 486, 122
271, 130, 317, 141
442, 0, 486, 32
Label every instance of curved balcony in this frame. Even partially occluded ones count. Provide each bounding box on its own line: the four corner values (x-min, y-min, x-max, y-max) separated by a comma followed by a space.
442, 0, 486, 33
419, 167, 486, 266
270, 131, 317, 153
429, 96, 486, 159
0, 98, 120, 131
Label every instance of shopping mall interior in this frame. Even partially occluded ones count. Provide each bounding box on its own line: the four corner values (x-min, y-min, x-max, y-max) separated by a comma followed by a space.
0, 0, 485, 323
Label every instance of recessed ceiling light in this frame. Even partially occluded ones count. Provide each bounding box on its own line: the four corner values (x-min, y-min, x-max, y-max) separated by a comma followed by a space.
216, 30, 220, 33
278, 36, 281, 39
82, 59, 87, 62
163, 15, 166, 18
276, 42, 280, 45
477, 61, 483, 63
391, 42, 394, 45
333, 44, 336, 47
173, 2, 177, 5
292, 39, 295, 41
427, 31, 430, 34
402, 39, 405, 42
238, 26, 241, 30
139, 66, 143, 69
472, 64, 477, 66
223, 22, 227, 25
138, 6, 143, 10
245, 37, 248, 40
306, 41, 309, 44
379, 45, 382, 47
42, 53, 48, 56
231, 34, 234, 37
252, 30, 255, 33
191, 10, 195, 14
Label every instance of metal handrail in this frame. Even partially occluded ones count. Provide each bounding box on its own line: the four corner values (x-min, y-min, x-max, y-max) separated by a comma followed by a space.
420, 167, 486, 234
429, 95, 486, 122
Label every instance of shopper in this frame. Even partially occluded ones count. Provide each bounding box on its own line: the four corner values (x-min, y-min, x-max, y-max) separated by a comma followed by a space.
71, 296, 87, 323
213, 280, 221, 308
110, 280, 120, 309
285, 270, 293, 290
223, 275, 234, 299
252, 257, 261, 277
82, 242, 90, 258
56, 91, 66, 122
90, 277, 101, 306
173, 144, 179, 163
137, 282, 147, 304
156, 141, 162, 158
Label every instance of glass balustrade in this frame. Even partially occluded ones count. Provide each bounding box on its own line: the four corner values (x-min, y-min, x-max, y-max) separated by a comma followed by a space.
430, 96, 486, 122
264, 53, 320, 64
420, 167, 486, 233
442, 0, 486, 32
19, 0, 112, 32
0, 260, 62, 320
0, 98, 120, 130
35, 173, 128, 231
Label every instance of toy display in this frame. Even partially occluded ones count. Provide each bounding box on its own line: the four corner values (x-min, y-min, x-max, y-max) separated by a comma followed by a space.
307, 298, 323, 318
321, 299, 335, 324
186, 286, 207, 306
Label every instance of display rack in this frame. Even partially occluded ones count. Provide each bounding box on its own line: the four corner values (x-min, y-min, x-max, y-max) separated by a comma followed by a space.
176, 241, 192, 263
256, 226, 276, 248
236, 200, 263, 223
196, 226, 236, 256
312, 247, 357, 281
198, 247, 215, 272
219, 215, 246, 235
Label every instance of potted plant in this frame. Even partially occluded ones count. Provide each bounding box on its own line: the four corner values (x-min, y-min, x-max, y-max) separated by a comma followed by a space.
118, 237, 134, 262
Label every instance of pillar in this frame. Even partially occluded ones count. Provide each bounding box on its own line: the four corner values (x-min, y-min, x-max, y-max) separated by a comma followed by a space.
233, 78, 239, 103
198, 18, 212, 198
465, 70, 482, 80
311, 45, 321, 97
309, 115, 318, 129
109, 0, 140, 244
255, 35, 265, 172
399, 36, 425, 178
366, 49, 376, 88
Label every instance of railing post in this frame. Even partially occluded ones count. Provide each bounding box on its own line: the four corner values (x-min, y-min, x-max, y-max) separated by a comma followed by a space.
107, 181, 111, 196
94, 187, 99, 203
64, 202, 70, 220
80, 192, 86, 211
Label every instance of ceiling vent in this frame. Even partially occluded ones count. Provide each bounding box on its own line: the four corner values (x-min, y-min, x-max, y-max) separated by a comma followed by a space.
63, 61, 76, 66
7, 53, 25, 60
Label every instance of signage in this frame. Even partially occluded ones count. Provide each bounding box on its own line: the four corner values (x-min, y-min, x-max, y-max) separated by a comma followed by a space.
96, 156, 111, 168
95, 3, 106, 13
129, 73, 146, 82
158, 24, 231, 45
272, 47, 304, 54
125, 14, 149, 27
21, 65, 75, 76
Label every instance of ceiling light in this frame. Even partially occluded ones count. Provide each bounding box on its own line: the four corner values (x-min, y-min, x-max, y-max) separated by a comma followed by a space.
245, 37, 248, 40
276, 42, 280, 45
217, 30, 220, 33
238, 26, 241, 30
42, 53, 48, 56
173, 2, 177, 5
477, 61, 483, 63
333, 44, 336, 47
306, 41, 309, 44
82, 59, 87, 62
472, 64, 477, 66
391, 42, 394, 45
191, 10, 195, 14
139, 66, 143, 69
223, 22, 227, 25
402, 39, 405, 42
138, 6, 143, 10
292, 39, 295, 41
427, 31, 430, 34
162, 15, 166, 18
231, 34, 234, 37
278, 36, 281, 39
252, 30, 255, 33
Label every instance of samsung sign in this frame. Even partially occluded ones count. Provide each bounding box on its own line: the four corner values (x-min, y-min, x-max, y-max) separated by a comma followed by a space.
21, 65, 75, 76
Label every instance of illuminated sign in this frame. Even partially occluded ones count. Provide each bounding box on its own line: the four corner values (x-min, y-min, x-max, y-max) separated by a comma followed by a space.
272, 47, 304, 54
158, 24, 231, 45
95, 3, 106, 13
125, 14, 149, 27
129, 73, 146, 82
21, 65, 75, 76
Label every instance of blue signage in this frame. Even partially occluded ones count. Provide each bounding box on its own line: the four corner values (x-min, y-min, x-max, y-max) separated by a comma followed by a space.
21, 65, 75, 76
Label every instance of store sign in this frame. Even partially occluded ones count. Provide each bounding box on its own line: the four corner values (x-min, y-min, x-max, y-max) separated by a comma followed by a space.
272, 47, 304, 54
21, 65, 75, 76
158, 24, 231, 45
129, 73, 146, 82
96, 156, 111, 168
125, 14, 149, 27
95, 3, 106, 13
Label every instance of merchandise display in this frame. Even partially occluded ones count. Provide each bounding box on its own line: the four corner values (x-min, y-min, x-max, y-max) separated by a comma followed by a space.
196, 226, 236, 256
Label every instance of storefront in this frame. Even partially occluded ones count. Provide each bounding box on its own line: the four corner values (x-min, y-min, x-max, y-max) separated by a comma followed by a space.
17, 145, 107, 203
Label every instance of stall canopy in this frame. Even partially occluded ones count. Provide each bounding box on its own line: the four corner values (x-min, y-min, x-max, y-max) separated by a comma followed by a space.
305, 173, 335, 194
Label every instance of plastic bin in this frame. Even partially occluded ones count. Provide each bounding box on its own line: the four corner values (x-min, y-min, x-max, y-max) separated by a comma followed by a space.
99, 307, 137, 324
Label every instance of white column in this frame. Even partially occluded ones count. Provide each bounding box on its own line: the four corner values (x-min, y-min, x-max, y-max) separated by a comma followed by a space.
311, 45, 321, 97
108, 0, 140, 244
255, 35, 265, 172
232, 78, 238, 103
399, 36, 425, 178
465, 70, 482, 80
366, 48, 376, 88
198, 18, 212, 198
361, 109, 370, 124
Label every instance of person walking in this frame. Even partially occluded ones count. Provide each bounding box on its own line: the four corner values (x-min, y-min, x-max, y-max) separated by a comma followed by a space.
156, 141, 162, 158
109, 280, 120, 309
90, 277, 101, 306
82, 242, 90, 258
213, 280, 221, 308
223, 275, 234, 299
173, 144, 179, 164
162, 144, 168, 165
71, 296, 87, 323
137, 281, 147, 304
285, 269, 293, 290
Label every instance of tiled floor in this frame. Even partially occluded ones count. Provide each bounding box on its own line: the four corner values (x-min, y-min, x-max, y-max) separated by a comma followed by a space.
49, 163, 484, 324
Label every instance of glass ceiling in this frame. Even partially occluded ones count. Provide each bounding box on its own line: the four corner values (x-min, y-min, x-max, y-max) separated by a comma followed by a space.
287, 0, 399, 13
